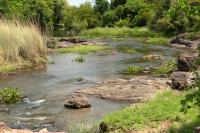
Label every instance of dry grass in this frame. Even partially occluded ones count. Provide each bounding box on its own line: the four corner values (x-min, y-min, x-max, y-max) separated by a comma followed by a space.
0, 19, 47, 67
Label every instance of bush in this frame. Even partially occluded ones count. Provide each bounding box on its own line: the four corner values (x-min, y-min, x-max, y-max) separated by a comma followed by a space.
0, 87, 23, 104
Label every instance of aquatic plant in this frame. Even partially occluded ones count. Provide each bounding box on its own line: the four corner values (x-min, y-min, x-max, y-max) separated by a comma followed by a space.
74, 56, 85, 63
0, 87, 23, 104
0, 66, 17, 73
145, 37, 169, 45
126, 66, 144, 74
68, 122, 100, 133
153, 60, 176, 75
57, 45, 104, 54
0, 19, 47, 67
142, 55, 163, 61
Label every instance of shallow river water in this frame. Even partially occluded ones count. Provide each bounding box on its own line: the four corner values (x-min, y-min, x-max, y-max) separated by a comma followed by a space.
0, 39, 188, 132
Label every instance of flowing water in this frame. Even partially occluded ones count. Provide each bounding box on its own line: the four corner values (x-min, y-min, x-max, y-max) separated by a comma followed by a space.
0, 39, 188, 132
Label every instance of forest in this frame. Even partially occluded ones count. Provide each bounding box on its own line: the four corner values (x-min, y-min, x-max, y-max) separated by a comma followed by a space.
0, 0, 200, 133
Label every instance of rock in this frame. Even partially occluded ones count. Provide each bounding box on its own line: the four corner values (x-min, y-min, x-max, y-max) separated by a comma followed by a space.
177, 54, 197, 71
170, 34, 200, 49
47, 38, 57, 49
77, 76, 169, 101
57, 41, 74, 48
0, 122, 66, 133
0, 108, 10, 113
64, 94, 91, 109
99, 122, 108, 133
195, 126, 200, 133
143, 55, 163, 60
171, 72, 194, 90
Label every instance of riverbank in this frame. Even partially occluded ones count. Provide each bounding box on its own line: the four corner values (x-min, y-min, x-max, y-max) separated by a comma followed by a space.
80, 27, 170, 45
101, 90, 199, 133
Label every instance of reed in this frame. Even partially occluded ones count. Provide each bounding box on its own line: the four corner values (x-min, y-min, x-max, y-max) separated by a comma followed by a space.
0, 19, 47, 67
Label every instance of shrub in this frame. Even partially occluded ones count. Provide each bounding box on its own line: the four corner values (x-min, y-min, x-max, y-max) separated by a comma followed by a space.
153, 60, 176, 74
0, 19, 47, 66
0, 87, 23, 104
126, 66, 144, 74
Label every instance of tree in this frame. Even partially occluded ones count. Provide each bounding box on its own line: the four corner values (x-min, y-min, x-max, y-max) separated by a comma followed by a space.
94, 0, 109, 14
110, 0, 127, 9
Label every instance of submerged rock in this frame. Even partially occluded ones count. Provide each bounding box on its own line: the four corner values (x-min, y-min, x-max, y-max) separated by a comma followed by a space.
177, 54, 197, 71
0, 122, 66, 133
170, 71, 194, 90
64, 94, 91, 109
77, 76, 169, 101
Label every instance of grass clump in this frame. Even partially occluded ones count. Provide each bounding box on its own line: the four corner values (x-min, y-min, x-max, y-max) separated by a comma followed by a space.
0, 87, 23, 104
126, 66, 144, 74
145, 37, 169, 45
0, 66, 17, 73
57, 45, 104, 54
68, 122, 100, 133
102, 91, 199, 132
74, 56, 85, 63
153, 60, 176, 75
0, 19, 47, 70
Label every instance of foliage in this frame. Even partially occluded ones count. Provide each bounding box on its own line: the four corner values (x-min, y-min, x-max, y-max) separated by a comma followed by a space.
153, 60, 176, 74
57, 45, 104, 54
68, 122, 100, 133
0, 19, 47, 67
74, 56, 85, 63
126, 66, 144, 74
103, 91, 199, 132
0, 87, 23, 104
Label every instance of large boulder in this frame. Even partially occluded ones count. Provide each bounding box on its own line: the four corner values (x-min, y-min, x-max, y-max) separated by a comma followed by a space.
47, 38, 57, 49
77, 77, 169, 101
64, 94, 91, 109
171, 72, 194, 90
177, 54, 197, 71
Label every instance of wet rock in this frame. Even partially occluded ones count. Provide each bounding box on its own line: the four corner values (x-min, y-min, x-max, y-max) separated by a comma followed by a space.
170, 34, 200, 49
143, 55, 163, 60
0, 108, 10, 113
57, 41, 73, 48
99, 122, 108, 133
195, 126, 200, 133
77, 76, 169, 101
177, 54, 197, 71
171, 72, 194, 90
0, 122, 66, 133
64, 94, 91, 109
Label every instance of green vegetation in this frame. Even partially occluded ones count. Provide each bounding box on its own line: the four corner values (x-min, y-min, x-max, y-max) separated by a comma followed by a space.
68, 122, 99, 133
0, 87, 23, 104
145, 37, 169, 45
74, 56, 85, 63
0, 66, 16, 73
75, 77, 84, 82
117, 46, 137, 54
0, 20, 47, 72
57, 45, 104, 54
125, 66, 144, 74
80, 27, 156, 38
102, 91, 199, 133
153, 60, 176, 75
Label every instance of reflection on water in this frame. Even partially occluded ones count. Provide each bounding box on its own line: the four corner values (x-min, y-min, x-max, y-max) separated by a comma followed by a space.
0, 39, 185, 132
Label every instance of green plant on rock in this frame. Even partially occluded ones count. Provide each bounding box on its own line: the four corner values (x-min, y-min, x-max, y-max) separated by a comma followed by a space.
74, 56, 85, 63
153, 60, 176, 75
126, 66, 144, 74
0, 87, 23, 104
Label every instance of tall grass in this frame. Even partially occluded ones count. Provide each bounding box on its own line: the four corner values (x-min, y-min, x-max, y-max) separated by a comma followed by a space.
0, 19, 47, 67
80, 27, 156, 38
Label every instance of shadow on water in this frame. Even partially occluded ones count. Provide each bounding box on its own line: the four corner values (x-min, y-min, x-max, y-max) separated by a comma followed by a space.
0, 38, 188, 132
